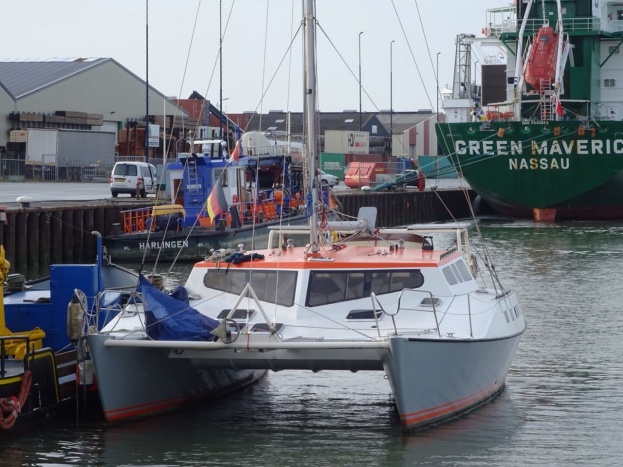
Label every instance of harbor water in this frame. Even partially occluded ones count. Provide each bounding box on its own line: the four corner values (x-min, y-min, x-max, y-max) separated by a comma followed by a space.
2, 219, 623, 465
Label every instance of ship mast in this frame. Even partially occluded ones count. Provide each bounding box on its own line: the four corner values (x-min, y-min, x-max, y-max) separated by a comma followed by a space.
514, 0, 534, 120
553, 0, 565, 102
303, 0, 320, 251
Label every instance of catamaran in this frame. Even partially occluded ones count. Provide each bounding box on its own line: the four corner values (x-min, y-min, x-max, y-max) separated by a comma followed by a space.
85, 0, 526, 430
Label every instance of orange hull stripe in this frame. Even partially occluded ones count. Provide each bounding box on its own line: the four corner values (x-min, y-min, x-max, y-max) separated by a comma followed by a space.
105, 395, 188, 421
400, 380, 504, 426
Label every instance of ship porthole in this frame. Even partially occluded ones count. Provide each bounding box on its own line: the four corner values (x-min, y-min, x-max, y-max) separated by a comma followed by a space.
598, 125, 608, 134
521, 125, 531, 134
466, 126, 476, 134
504, 125, 513, 135
541, 126, 550, 134
561, 126, 568, 133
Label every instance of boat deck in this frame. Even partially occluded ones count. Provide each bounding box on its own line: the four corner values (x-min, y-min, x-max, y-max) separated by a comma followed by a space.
196, 243, 457, 270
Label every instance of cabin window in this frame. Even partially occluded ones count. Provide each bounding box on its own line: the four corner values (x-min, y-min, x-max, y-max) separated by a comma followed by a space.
450, 263, 464, 283
443, 260, 474, 286
604, 79, 616, 87
442, 265, 458, 285
455, 260, 473, 281
306, 269, 424, 307
203, 269, 297, 306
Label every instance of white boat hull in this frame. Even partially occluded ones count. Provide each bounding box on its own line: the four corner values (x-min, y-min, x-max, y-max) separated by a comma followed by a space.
385, 333, 523, 429
87, 334, 266, 423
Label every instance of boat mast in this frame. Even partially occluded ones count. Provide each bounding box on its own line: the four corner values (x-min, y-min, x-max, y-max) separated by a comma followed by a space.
553, 0, 565, 106
514, 0, 534, 120
303, 0, 319, 250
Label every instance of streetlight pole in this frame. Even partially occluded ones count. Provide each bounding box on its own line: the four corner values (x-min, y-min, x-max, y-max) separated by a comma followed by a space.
359, 31, 364, 131
144, 0, 149, 162
436, 52, 441, 180
390, 40, 395, 136
436, 52, 441, 117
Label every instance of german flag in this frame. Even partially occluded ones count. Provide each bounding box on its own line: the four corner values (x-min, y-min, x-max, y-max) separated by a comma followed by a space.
207, 178, 228, 220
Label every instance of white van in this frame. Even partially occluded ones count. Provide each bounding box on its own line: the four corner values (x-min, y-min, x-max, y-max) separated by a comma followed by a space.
110, 162, 158, 198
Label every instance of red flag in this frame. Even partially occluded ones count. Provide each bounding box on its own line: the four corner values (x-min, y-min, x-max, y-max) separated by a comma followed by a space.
207, 178, 228, 220
229, 141, 240, 162
554, 95, 563, 117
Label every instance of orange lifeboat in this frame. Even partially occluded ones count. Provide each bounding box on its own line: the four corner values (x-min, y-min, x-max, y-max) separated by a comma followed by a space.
524, 26, 558, 94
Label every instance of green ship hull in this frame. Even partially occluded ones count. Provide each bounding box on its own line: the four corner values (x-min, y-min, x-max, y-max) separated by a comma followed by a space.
437, 0, 623, 221
436, 120, 623, 220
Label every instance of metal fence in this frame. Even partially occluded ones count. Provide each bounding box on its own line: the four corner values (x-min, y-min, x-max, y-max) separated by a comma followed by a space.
0, 156, 115, 182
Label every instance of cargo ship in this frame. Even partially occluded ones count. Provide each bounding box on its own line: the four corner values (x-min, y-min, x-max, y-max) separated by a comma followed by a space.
436, 0, 623, 221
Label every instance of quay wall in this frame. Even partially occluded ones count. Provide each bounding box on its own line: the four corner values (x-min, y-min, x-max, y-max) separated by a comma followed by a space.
335, 189, 476, 227
0, 202, 139, 278
0, 189, 475, 277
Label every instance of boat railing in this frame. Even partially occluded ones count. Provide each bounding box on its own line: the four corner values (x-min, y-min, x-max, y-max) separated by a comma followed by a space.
370, 290, 443, 338
120, 207, 151, 233
371, 288, 478, 339
519, 17, 600, 34
0, 335, 32, 375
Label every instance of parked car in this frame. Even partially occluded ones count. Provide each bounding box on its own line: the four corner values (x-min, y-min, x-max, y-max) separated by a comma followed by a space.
110, 162, 158, 198
320, 170, 339, 187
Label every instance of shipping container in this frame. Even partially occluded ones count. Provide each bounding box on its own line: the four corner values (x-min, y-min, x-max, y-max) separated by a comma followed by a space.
319, 153, 346, 180
324, 130, 369, 154
25, 128, 116, 165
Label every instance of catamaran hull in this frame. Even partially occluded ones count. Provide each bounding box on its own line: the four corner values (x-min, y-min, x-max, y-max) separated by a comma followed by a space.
86, 334, 266, 423
384, 333, 523, 430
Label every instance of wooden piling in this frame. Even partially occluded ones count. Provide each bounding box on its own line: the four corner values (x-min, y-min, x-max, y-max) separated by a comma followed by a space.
0, 200, 143, 279
0, 189, 475, 278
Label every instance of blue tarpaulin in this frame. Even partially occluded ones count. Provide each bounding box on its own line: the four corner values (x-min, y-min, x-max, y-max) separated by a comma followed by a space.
139, 276, 219, 341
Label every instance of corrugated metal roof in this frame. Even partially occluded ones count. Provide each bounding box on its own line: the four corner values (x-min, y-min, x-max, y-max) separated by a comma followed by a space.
233, 110, 435, 136
0, 57, 109, 99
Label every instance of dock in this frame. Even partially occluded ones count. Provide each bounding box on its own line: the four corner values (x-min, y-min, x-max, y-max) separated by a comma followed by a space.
0, 180, 475, 276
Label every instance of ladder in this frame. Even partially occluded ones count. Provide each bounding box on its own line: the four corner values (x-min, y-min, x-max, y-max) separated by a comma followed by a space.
540, 79, 553, 121
186, 157, 201, 195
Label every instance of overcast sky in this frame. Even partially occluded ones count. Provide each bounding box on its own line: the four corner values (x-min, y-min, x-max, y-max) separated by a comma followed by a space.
4, 0, 507, 113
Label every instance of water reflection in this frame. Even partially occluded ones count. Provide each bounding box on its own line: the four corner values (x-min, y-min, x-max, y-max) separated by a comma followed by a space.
4, 220, 623, 465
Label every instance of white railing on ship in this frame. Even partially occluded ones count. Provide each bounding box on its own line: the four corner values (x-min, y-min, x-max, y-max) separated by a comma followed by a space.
520, 17, 600, 33
371, 288, 474, 339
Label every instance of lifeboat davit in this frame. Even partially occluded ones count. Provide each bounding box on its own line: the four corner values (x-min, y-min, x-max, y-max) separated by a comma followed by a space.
524, 26, 558, 94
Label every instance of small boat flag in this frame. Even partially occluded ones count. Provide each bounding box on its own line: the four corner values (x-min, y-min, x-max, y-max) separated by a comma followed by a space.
207, 178, 228, 220
554, 94, 564, 116
229, 141, 241, 162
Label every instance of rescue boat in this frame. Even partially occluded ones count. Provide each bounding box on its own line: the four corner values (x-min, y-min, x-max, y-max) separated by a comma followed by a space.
524, 25, 558, 93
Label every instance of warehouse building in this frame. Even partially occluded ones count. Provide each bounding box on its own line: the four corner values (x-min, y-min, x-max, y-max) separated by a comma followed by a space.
0, 57, 190, 180
0, 58, 443, 181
